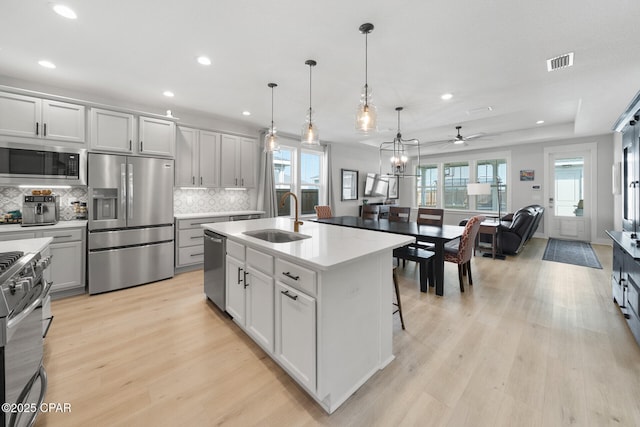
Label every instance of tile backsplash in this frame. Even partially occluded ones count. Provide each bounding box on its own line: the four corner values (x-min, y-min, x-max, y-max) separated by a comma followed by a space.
1, 186, 257, 220
173, 188, 256, 214
0, 186, 88, 221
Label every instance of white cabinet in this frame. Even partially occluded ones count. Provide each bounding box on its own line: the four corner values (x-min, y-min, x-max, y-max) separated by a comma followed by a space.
225, 241, 276, 353
89, 109, 175, 157
48, 241, 82, 292
0, 226, 86, 296
275, 281, 316, 390
41, 228, 85, 294
226, 254, 246, 324
0, 91, 85, 143
139, 116, 175, 157
176, 127, 220, 187
220, 135, 257, 188
90, 108, 136, 153
175, 216, 228, 270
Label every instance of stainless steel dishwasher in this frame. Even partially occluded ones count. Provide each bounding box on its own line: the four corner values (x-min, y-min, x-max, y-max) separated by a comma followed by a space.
204, 230, 226, 311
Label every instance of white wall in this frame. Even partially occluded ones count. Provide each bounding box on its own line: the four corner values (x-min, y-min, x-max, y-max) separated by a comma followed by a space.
330, 143, 384, 216
330, 133, 616, 244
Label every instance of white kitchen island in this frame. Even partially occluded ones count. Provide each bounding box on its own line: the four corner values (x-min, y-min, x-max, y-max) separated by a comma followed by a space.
202, 217, 414, 414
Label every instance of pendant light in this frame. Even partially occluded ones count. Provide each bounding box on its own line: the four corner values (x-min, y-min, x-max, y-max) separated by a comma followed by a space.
264, 83, 280, 152
356, 23, 377, 133
379, 107, 421, 178
301, 59, 320, 145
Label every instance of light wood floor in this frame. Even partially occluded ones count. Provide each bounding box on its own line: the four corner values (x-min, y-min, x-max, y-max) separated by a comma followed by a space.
35, 238, 640, 427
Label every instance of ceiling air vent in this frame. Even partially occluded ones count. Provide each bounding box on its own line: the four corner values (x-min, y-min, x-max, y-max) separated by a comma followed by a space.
547, 52, 574, 72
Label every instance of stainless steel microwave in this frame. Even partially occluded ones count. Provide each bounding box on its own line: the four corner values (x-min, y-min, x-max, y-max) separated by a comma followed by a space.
0, 143, 87, 186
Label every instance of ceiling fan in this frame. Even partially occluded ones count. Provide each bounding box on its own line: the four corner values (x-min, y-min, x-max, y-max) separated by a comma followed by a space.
449, 126, 485, 145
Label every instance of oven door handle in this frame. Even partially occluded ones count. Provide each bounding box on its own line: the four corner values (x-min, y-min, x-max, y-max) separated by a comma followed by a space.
7, 280, 52, 330
9, 365, 48, 427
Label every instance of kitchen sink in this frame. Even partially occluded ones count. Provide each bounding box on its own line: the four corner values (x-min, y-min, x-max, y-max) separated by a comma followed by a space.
243, 229, 311, 243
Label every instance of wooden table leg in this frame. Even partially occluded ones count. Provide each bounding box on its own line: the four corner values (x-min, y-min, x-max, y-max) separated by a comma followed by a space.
433, 242, 445, 296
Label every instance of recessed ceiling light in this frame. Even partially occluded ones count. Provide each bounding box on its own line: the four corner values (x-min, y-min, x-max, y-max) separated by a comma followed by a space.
536, 120, 545, 124
38, 60, 56, 69
52, 4, 77, 19
163, 91, 174, 97
197, 56, 211, 66
242, 111, 251, 116
441, 93, 453, 100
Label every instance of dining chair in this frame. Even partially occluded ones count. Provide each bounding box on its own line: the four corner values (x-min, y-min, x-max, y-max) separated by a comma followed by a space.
314, 205, 333, 219
389, 206, 411, 223
361, 205, 380, 220
444, 215, 485, 292
416, 208, 444, 226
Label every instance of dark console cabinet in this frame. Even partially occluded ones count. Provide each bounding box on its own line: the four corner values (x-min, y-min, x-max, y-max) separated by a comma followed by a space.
608, 232, 640, 345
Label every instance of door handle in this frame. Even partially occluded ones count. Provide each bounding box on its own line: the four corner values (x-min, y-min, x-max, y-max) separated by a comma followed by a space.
281, 290, 298, 301
128, 163, 134, 220
244, 270, 249, 288
237, 267, 243, 285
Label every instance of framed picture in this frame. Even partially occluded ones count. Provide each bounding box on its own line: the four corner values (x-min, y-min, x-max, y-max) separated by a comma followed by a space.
341, 169, 359, 201
387, 175, 399, 199
520, 170, 535, 181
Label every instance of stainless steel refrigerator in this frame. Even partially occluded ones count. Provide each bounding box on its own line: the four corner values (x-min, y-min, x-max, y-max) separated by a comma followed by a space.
87, 153, 174, 294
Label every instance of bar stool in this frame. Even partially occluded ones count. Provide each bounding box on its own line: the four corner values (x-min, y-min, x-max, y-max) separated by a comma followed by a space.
392, 267, 405, 330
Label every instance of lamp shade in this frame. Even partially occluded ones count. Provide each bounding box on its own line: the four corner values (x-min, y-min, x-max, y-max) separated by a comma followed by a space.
467, 183, 491, 195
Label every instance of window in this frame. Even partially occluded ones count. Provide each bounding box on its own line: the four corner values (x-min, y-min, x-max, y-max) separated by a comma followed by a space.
476, 159, 507, 213
416, 165, 438, 207
300, 150, 322, 215
274, 148, 293, 216
443, 162, 469, 209
273, 145, 324, 217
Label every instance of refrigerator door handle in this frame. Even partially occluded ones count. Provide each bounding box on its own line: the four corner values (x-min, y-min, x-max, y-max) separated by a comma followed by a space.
120, 163, 127, 220
128, 162, 134, 220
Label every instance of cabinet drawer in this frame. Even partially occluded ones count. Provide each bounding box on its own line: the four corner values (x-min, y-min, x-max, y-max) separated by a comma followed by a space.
178, 245, 205, 265
42, 228, 83, 242
0, 232, 37, 241
227, 239, 245, 261
178, 228, 204, 247
178, 217, 228, 229
247, 247, 273, 275
275, 258, 316, 296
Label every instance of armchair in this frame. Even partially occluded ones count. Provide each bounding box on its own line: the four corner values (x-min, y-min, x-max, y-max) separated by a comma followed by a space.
497, 204, 544, 254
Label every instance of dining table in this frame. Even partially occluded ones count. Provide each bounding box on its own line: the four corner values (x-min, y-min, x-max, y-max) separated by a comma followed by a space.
314, 216, 465, 296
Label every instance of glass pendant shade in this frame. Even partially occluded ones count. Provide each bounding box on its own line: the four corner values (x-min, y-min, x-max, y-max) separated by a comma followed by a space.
301, 109, 320, 145
264, 128, 279, 152
356, 85, 377, 132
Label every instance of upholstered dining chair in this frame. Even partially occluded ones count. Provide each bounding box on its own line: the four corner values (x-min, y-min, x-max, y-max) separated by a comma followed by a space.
389, 206, 411, 223
361, 205, 380, 220
314, 205, 333, 219
444, 215, 485, 292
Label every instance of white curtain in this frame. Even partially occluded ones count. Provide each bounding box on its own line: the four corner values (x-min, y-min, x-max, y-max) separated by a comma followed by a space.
257, 134, 278, 217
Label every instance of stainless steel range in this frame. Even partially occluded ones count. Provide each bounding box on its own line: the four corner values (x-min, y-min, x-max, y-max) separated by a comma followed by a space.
0, 250, 52, 427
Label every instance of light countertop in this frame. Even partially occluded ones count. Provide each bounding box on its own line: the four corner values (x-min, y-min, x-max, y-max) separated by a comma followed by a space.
0, 237, 53, 254
202, 217, 414, 271
0, 220, 87, 234
175, 211, 264, 220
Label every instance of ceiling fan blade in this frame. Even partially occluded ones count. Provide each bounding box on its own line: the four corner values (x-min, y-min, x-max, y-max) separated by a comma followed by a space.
464, 133, 486, 140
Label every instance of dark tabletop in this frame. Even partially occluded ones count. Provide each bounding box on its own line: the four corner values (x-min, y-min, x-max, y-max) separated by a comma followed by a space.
315, 216, 464, 242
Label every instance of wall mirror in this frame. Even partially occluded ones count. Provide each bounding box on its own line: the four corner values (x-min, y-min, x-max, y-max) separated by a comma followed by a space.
341, 169, 359, 201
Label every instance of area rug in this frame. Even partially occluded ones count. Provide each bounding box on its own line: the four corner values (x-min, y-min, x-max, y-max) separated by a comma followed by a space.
542, 238, 602, 269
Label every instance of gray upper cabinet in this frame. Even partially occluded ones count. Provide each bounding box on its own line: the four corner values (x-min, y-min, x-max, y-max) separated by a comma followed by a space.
0, 91, 86, 143
89, 108, 175, 157
90, 108, 136, 153
176, 126, 220, 187
220, 134, 256, 188
139, 116, 175, 157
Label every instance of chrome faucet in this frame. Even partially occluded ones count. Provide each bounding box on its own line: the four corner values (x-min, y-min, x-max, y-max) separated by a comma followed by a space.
280, 192, 304, 232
